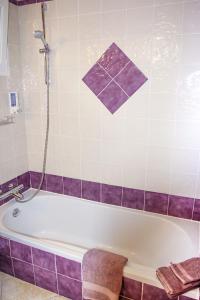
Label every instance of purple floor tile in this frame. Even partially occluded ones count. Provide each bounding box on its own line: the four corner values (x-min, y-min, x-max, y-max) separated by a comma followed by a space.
121, 277, 142, 300
101, 184, 122, 206
115, 61, 148, 97
58, 274, 82, 300
46, 174, 63, 194
98, 81, 129, 113
98, 43, 130, 77
82, 63, 111, 96
32, 248, 55, 272
145, 191, 168, 215
56, 256, 81, 280
168, 195, 194, 220
122, 188, 144, 210
0, 255, 13, 275
192, 199, 200, 221
34, 266, 58, 294
0, 237, 10, 256
63, 177, 81, 198
13, 259, 35, 284
30, 171, 46, 190
10, 240, 32, 263
17, 172, 30, 192
82, 180, 101, 202
143, 284, 173, 300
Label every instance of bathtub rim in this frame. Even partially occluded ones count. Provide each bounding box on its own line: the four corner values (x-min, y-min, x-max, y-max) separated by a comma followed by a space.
0, 189, 199, 299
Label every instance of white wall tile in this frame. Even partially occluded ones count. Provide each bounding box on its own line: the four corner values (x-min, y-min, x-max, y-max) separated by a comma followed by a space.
3, 0, 199, 200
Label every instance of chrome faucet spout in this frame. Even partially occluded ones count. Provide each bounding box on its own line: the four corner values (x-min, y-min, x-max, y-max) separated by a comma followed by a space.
12, 191, 24, 201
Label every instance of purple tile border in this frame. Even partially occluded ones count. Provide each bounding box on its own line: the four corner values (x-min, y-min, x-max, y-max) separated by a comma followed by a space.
0, 235, 199, 300
101, 183, 122, 206
168, 195, 194, 220
1, 170, 200, 222
82, 180, 101, 202
145, 191, 168, 215
122, 188, 144, 210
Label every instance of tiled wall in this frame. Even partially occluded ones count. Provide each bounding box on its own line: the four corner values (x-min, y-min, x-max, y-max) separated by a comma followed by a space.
16, 0, 200, 204
0, 236, 194, 300
1, 170, 200, 221
0, 3, 28, 185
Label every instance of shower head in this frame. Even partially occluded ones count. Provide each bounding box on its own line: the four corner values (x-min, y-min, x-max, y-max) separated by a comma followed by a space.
34, 30, 49, 50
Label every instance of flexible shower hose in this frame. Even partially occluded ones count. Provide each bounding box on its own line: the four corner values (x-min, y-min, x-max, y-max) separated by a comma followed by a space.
16, 53, 50, 203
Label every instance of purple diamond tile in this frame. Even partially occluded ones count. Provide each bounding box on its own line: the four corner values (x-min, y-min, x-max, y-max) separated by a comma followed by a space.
98, 81, 128, 113
82, 180, 101, 202
46, 174, 63, 194
122, 188, 144, 210
98, 43, 130, 77
58, 274, 82, 300
82, 64, 111, 96
192, 199, 200, 221
0, 255, 13, 275
82, 43, 147, 114
115, 61, 148, 97
0, 237, 10, 256
13, 259, 35, 284
30, 171, 46, 190
63, 177, 81, 198
56, 255, 81, 280
34, 266, 58, 294
10, 240, 32, 263
143, 284, 172, 300
101, 184, 122, 206
17, 172, 30, 192
168, 195, 194, 220
121, 277, 142, 300
145, 191, 168, 215
32, 248, 55, 272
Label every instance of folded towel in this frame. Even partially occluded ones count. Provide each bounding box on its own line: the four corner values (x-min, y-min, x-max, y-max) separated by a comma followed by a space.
170, 258, 200, 285
156, 266, 200, 299
82, 249, 128, 300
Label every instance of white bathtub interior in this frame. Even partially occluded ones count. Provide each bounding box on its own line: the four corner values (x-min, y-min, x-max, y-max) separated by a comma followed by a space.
0, 189, 199, 299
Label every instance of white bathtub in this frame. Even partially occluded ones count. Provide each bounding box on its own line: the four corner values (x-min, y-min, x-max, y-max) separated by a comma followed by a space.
0, 189, 199, 299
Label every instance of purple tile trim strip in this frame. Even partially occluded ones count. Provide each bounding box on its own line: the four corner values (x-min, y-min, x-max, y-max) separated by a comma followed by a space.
0, 236, 198, 300
101, 183, 122, 206
1, 171, 199, 222
82, 43, 148, 114
168, 195, 194, 220
145, 191, 168, 215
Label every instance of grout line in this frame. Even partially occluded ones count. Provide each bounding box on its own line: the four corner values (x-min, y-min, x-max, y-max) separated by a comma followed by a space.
54, 255, 59, 295
31, 247, 36, 285
141, 283, 144, 300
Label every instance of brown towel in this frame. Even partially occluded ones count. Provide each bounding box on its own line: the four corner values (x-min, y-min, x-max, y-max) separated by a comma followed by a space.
156, 266, 200, 299
170, 258, 200, 285
82, 249, 128, 300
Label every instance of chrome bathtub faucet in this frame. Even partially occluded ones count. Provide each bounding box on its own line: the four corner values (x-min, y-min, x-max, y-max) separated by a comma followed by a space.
0, 184, 24, 201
